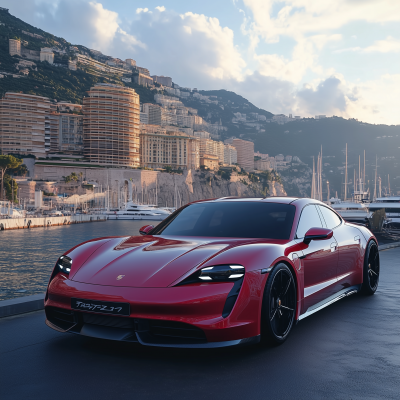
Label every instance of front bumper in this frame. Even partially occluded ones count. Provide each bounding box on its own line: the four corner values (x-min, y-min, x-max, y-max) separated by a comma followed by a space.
44, 271, 264, 348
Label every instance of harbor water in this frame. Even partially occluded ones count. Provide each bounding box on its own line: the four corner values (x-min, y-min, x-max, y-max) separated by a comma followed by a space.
0, 220, 155, 301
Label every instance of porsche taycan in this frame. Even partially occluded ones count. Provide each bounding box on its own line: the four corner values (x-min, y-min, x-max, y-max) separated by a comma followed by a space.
45, 197, 379, 347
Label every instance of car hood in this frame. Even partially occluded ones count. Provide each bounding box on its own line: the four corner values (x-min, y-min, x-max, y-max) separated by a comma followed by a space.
70, 235, 237, 288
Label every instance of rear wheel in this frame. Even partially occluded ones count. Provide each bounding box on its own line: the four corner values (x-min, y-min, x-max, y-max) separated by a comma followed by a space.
361, 240, 380, 295
261, 263, 296, 345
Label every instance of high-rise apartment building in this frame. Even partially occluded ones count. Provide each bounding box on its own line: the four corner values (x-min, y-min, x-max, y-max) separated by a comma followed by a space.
142, 103, 162, 125
224, 144, 237, 165
232, 139, 254, 171
59, 114, 84, 154
9, 39, 21, 56
0, 93, 49, 158
83, 84, 140, 167
47, 108, 60, 153
199, 138, 224, 163
140, 112, 149, 124
140, 125, 199, 170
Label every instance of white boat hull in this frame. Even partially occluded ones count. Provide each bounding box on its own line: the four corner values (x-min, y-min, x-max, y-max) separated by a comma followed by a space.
107, 214, 167, 221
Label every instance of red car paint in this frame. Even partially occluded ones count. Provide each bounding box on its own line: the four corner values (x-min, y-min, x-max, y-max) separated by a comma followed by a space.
44, 197, 375, 347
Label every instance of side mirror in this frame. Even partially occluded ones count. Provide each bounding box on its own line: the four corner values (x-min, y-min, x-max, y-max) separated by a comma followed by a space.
139, 225, 154, 236
303, 227, 333, 245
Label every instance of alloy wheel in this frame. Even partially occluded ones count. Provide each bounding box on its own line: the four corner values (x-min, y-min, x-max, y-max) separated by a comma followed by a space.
269, 269, 296, 339
367, 243, 380, 291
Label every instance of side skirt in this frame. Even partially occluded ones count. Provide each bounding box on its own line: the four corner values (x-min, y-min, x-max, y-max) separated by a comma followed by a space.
298, 285, 361, 321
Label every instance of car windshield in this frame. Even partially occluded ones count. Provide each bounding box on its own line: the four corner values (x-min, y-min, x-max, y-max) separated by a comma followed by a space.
152, 201, 295, 239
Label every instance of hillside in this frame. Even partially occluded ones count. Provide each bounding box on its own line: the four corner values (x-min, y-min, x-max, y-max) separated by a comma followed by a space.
0, 8, 159, 103
1, 7, 400, 197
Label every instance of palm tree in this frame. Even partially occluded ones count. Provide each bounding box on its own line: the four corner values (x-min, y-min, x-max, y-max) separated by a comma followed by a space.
0, 155, 22, 200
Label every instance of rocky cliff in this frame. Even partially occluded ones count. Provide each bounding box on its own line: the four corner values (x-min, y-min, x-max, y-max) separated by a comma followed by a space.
156, 169, 287, 207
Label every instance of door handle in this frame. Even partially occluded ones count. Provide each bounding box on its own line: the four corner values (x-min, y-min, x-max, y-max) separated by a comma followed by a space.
354, 235, 360, 243
330, 242, 337, 252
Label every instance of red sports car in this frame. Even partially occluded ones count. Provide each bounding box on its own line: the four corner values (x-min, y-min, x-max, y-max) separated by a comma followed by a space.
45, 197, 379, 347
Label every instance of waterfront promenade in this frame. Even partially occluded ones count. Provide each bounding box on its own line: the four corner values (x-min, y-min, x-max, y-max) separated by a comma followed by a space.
1, 246, 400, 399
0, 214, 106, 230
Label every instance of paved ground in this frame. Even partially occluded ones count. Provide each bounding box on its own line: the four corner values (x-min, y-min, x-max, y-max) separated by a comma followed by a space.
1, 248, 400, 400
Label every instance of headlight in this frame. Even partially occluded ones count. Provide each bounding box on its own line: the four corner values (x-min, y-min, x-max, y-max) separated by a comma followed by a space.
178, 264, 245, 285
57, 255, 72, 274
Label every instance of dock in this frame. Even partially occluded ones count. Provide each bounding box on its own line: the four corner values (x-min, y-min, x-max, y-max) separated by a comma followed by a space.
0, 214, 107, 230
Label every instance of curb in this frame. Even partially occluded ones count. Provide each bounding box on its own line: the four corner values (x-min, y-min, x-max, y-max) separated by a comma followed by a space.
378, 242, 400, 251
1, 242, 400, 319
0, 293, 45, 318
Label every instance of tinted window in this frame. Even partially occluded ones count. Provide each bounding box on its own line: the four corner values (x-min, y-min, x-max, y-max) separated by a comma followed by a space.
318, 206, 341, 229
152, 202, 296, 239
296, 205, 323, 238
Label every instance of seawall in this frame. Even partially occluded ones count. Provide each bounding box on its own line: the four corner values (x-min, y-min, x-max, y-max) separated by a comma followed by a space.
0, 215, 106, 230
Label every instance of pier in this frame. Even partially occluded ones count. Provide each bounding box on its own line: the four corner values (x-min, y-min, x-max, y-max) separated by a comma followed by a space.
0, 214, 106, 230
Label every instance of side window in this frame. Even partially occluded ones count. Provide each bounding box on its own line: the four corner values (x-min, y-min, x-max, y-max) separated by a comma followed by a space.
296, 205, 323, 238
317, 206, 341, 229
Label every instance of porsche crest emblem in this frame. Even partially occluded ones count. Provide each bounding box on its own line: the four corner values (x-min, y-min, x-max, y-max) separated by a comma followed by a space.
116, 275, 125, 280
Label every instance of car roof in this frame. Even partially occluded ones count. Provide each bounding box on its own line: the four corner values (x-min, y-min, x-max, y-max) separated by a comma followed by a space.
201, 197, 300, 204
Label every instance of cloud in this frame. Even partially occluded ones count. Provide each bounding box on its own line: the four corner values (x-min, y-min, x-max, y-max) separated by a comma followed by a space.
297, 76, 347, 115
136, 8, 150, 14
334, 37, 400, 54
255, 34, 341, 84
242, 0, 400, 43
345, 74, 400, 125
362, 36, 400, 53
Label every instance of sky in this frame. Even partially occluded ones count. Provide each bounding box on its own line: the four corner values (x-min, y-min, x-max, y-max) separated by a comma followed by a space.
2, 0, 400, 125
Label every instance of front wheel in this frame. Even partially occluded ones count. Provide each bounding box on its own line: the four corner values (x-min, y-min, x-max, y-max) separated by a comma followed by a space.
361, 240, 380, 295
261, 263, 296, 345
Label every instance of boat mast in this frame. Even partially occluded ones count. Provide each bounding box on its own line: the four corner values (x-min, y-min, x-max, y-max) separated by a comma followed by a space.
327, 181, 330, 204
388, 174, 391, 196
155, 174, 158, 207
311, 157, 315, 199
379, 176, 382, 198
373, 155, 377, 201
319, 144, 322, 201
363, 150, 366, 193
358, 155, 361, 195
344, 144, 348, 201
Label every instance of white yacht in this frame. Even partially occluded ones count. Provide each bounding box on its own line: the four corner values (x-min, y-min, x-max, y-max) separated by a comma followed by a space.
0, 201, 24, 218
106, 202, 171, 221
330, 198, 370, 225
369, 197, 400, 226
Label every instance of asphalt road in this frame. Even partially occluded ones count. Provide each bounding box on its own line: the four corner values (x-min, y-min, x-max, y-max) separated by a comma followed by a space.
1, 249, 400, 400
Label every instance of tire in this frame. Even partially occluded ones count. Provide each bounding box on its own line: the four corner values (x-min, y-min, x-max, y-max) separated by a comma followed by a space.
261, 263, 296, 345
361, 240, 380, 295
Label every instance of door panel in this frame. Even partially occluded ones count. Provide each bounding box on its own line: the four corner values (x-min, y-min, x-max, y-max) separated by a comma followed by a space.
301, 238, 339, 310
332, 225, 363, 289
295, 204, 339, 311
